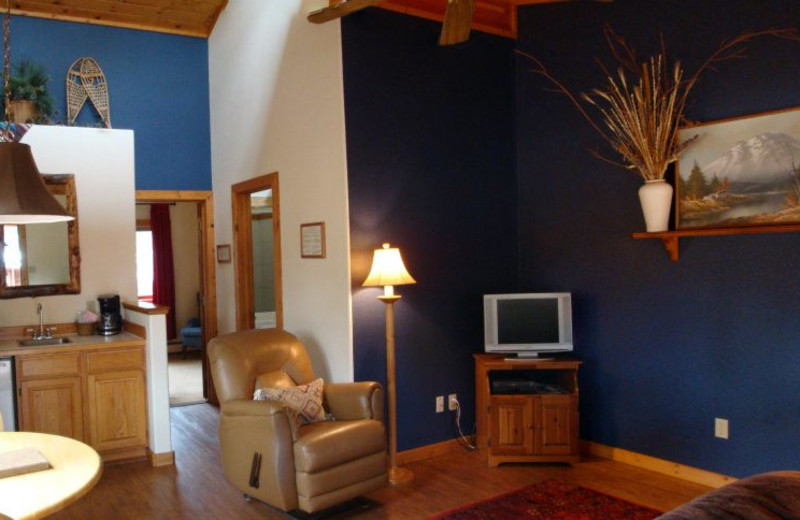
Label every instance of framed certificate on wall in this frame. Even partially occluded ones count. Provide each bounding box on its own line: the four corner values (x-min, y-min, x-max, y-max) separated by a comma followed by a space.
300, 222, 326, 258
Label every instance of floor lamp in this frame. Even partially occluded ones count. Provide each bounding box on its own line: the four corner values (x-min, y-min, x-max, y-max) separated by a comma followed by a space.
363, 243, 416, 486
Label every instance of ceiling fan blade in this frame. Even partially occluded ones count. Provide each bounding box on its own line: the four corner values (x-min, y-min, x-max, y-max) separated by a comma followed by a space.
438, 0, 475, 46
307, 0, 385, 24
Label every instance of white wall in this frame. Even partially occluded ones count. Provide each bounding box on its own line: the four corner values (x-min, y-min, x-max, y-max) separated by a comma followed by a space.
0, 126, 137, 326
208, 0, 353, 382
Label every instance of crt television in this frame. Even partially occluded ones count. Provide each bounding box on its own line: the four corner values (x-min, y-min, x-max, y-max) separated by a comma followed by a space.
483, 293, 573, 358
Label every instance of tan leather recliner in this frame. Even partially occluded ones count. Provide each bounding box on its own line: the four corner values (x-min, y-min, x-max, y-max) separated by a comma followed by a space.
208, 329, 387, 514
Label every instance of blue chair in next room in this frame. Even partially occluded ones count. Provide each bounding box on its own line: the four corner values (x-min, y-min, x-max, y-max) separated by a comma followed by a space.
181, 318, 203, 358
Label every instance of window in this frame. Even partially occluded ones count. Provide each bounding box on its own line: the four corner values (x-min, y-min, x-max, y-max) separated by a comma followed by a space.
136, 229, 154, 302
2, 225, 23, 287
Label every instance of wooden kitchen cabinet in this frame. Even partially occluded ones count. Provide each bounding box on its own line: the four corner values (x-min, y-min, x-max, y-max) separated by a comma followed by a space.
475, 354, 580, 467
86, 349, 147, 455
19, 376, 84, 439
15, 341, 148, 462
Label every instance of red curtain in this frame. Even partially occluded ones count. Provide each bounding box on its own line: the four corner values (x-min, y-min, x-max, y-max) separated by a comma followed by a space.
151, 204, 176, 340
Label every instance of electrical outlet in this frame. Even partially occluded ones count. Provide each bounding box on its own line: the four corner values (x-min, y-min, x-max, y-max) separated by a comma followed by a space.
448, 394, 458, 411
715, 418, 729, 439
435, 395, 444, 413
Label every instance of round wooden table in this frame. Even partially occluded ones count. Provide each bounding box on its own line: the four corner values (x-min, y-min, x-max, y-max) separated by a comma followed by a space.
0, 432, 102, 520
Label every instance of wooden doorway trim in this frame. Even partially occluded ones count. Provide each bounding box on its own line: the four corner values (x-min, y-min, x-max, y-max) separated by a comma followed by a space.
231, 173, 283, 331
135, 190, 218, 404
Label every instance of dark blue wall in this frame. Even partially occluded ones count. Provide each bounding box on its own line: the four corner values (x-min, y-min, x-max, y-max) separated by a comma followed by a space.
342, 10, 518, 450
516, 0, 800, 477
13, 16, 210, 190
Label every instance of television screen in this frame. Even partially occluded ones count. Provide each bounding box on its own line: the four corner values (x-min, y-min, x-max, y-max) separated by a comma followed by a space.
497, 298, 559, 344
484, 293, 573, 356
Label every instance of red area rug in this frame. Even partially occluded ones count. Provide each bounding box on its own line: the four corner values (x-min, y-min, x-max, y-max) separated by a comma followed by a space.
429, 479, 662, 520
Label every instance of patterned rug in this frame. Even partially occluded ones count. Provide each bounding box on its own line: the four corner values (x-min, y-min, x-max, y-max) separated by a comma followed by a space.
429, 479, 662, 520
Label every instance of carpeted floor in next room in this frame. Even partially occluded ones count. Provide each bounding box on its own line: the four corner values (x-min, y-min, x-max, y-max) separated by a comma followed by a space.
167, 352, 204, 405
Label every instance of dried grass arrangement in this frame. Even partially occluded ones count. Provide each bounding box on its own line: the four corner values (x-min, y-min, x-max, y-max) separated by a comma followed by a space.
518, 26, 800, 181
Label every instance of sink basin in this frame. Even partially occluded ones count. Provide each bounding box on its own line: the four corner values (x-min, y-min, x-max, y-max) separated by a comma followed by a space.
19, 337, 72, 347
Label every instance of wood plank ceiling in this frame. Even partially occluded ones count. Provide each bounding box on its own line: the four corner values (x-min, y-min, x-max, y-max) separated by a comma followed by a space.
8, 0, 564, 39
9, 0, 229, 38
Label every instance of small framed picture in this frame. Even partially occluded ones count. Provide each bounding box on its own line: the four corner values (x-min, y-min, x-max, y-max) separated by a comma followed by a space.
216, 244, 232, 263
301, 222, 326, 259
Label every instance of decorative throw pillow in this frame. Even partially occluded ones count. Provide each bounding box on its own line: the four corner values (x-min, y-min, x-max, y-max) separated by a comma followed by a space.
254, 377, 327, 424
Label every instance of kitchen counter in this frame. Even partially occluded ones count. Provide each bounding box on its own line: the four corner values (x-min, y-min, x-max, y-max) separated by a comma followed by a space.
0, 332, 144, 357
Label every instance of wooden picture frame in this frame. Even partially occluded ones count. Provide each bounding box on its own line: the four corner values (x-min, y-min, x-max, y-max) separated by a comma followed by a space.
300, 222, 326, 258
676, 106, 800, 229
216, 244, 231, 263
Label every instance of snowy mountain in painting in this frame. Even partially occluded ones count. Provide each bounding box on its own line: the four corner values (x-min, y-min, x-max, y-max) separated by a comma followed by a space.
701, 132, 800, 183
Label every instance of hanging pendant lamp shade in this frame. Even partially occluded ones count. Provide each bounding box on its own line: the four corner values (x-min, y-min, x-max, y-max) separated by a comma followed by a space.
0, 141, 73, 224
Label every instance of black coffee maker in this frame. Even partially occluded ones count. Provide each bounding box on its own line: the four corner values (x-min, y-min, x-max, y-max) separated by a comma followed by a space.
97, 295, 122, 335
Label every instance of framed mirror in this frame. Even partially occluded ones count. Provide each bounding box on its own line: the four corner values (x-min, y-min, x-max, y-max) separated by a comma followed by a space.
0, 174, 80, 298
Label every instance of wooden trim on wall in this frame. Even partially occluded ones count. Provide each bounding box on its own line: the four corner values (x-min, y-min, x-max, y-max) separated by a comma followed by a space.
231, 173, 283, 332
123, 320, 147, 339
135, 190, 218, 404
0, 322, 78, 338
397, 437, 474, 466
580, 440, 736, 489
147, 449, 175, 467
122, 301, 170, 315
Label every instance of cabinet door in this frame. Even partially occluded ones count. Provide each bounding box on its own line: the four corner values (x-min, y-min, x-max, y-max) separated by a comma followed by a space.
19, 377, 84, 440
533, 394, 577, 456
489, 395, 533, 455
87, 370, 147, 452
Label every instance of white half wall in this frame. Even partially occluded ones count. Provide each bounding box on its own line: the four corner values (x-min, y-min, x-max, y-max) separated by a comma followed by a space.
0, 126, 137, 326
125, 307, 171, 458
208, 0, 353, 382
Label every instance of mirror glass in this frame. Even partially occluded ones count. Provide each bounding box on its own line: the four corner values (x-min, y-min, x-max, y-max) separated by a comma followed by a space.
0, 174, 80, 298
250, 189, 276, 328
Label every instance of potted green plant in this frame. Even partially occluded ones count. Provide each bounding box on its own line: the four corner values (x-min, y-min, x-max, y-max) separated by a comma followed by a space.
5, 59, 54, 123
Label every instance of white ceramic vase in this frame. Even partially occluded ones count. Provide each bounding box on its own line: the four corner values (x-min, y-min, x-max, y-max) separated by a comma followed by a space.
638, 179, 673, 232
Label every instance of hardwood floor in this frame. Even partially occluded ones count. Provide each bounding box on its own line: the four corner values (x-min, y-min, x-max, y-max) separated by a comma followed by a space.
48, 404, 711, 519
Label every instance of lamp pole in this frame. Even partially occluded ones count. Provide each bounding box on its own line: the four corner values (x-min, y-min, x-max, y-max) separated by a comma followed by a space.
379, 293, 413, 485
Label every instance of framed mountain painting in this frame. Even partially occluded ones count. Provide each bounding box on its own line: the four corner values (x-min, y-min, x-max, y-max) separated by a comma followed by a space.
676, 106, 800, 229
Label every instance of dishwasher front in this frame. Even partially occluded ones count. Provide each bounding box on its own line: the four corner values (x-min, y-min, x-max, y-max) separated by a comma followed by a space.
0, 357, 16, 431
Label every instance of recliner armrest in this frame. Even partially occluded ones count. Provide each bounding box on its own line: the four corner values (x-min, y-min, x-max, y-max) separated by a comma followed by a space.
323, 382, 384, 421
221, 398, 285, 417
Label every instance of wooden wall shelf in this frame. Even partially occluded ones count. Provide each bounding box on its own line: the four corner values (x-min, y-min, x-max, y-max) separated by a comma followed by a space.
632, 224, 800, 262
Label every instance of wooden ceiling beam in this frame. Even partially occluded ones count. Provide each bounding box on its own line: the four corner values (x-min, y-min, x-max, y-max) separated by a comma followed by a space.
380, 0, 515, 38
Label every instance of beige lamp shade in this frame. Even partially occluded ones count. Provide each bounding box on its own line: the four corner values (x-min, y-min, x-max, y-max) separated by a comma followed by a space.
0, 142, 73, 224
363, 243, 416, 296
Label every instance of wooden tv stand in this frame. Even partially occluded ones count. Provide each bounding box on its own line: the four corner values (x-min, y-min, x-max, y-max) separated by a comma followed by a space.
474, 354, 581, 467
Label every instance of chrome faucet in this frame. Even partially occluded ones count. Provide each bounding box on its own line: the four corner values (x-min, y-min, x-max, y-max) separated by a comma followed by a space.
29, 303, 53, 340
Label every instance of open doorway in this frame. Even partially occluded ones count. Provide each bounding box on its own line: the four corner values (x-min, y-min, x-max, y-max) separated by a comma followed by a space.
232, 173, 283, 331
135, 191, 218, 405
